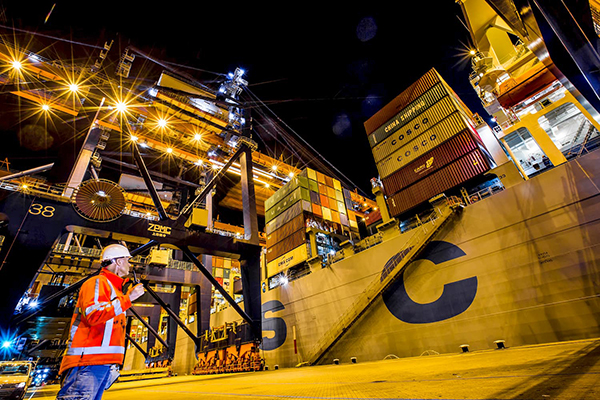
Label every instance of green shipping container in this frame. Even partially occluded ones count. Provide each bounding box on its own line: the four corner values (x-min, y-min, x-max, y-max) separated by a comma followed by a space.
265, 186, 311, 223
265, 175, 309, 211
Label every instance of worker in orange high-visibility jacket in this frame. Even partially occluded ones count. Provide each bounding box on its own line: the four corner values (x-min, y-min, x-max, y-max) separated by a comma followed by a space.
56, 244, 145, 400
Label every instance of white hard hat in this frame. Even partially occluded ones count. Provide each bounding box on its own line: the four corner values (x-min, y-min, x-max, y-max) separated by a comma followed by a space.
101, 244, 131, 262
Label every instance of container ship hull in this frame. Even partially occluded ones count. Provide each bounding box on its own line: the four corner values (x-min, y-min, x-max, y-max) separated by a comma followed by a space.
211, 150, 600, 367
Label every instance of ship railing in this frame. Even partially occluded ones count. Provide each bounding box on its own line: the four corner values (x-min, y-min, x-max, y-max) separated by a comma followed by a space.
53, 244, 102, 258
51, 243, 195, 270
122, 208, 160, 221
353, 232, 384, 254
466, 184, 504, 205
307, 204, 457, 365
169, 259, 196, 271
0, 179, 67, 201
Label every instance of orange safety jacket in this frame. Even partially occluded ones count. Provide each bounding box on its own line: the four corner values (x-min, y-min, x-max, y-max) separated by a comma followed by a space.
59, 269, 132, 375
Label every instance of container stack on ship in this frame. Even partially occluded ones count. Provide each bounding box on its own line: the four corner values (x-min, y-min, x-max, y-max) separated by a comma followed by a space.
264, 168, 364, 288
365, 68, 496, 216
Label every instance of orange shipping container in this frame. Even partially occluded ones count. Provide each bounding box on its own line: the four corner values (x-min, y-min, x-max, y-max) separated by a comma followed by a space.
317, 171, 326, 184
312, 203, 322, 216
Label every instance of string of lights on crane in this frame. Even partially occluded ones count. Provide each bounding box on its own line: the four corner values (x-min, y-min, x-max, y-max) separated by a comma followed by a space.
6, 55, 295, 189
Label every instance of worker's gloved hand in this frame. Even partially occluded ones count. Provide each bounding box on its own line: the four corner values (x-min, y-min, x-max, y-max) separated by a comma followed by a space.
128, 283, 145, 302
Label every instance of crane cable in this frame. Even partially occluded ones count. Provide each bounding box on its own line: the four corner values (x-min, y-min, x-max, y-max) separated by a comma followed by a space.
244, 87, 368, 197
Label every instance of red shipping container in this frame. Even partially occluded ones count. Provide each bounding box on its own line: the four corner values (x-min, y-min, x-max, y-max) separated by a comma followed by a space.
382, 129, 485, 196
365, 208, 383, 226
386, 148, 492, 216
266, 213, 306, 248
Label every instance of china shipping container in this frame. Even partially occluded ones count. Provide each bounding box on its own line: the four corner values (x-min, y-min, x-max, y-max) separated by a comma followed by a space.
265, 200, 310, 235
365, 68, 476, 136
266, 229, 307, 263
364, 68, 442, 135
381, 129, 485, 196
386, 148, 493, 216
266, 213, 306, 248
371, 94, 465, 162
376, 111, 474, 178
264, 175, 309, 211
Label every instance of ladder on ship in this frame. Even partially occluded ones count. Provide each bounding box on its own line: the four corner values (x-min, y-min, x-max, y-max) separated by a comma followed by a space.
306, 203, 461, 366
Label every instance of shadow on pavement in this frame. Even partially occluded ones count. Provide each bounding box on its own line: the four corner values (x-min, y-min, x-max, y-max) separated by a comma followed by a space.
491, 340, 600, 399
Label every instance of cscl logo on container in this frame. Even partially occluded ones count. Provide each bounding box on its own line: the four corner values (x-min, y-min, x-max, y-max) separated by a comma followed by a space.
414, 157, 435, 174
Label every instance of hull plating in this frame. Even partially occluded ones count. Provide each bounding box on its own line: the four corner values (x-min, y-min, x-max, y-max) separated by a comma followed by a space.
211, 151, 600, 368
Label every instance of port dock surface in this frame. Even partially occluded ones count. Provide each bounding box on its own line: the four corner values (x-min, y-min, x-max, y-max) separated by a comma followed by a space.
29, 338, 600, 399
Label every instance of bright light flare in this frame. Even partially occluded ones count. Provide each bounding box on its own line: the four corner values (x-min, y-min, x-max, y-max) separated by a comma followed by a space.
41, 104, 50, 111
115, 102, 128, 113
130, 135, 138, 142
68, 83, 79, 93
288, 172, 295, 178
166, 147, 173, 154
157, 118, 168, 128
193, 133, 202, 141
11, 60, 22, 70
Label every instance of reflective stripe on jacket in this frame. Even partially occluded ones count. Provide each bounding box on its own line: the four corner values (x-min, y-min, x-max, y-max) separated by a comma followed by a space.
59, 269, 132, 374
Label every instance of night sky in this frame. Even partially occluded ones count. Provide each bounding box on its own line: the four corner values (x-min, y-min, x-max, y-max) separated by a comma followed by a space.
1, 2, 483, 195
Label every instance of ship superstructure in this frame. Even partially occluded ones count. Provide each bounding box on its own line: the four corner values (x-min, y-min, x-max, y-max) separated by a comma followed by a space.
459, 0, 600, 178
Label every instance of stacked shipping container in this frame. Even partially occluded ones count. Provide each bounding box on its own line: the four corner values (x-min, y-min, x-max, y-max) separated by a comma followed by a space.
264, 168, 358, 279
364, 68, 494, 216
